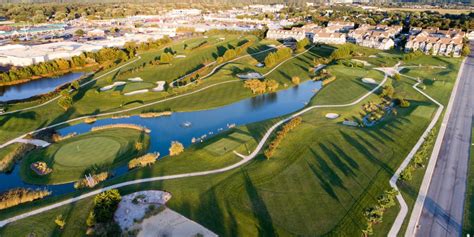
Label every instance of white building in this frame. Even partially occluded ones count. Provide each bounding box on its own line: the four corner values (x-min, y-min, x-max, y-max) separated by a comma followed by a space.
0, 42, 103, 66
348, 24, 402, 50
311, 30, 346, 45
405, 27, 464, 57
266, 29, 306, 41
248, 4, 285, 13
167, 9, 202, 18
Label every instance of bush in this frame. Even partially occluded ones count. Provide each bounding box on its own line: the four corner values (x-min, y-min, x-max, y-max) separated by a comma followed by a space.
128, 153, 159, 169
291, 76, 300, 85
169, 141, 184, 156
0, 188, 51, 210
93, 189, 121, 223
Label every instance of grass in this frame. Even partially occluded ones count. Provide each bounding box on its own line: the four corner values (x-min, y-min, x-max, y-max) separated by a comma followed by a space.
0, 143, 22, 171
20, 128, 149, 185
463, 120, 474, 234
204, 132, 253, 156
119, 82, 155, 93
0, 74, 438, 236
0, 41, 463, 236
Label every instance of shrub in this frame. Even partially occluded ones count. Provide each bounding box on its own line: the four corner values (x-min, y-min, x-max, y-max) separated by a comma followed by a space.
291, 76, 300, 85
128, 153, 159, 169
55, 215, 66, 230
169, 141, 184, 156
93, 189, 121, 223
0, 188, 51, 210
264, 117, 302, 159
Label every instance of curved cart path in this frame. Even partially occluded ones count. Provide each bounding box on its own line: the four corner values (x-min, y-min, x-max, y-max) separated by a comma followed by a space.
0, 67, 389, 228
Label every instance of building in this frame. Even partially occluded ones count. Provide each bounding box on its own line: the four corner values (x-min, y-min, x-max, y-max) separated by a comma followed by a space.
348, 24, 402, 50
266, 28, 306, 41
327, 21, 355, 32
405, 27, 464, 57
248, 4, 285, 13
311, 30, 346, 45
0, 42, 102, 66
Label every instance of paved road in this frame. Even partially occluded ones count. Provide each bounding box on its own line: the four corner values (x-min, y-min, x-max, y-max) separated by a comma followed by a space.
0, 66, 390, 228
416, 43, 474, 237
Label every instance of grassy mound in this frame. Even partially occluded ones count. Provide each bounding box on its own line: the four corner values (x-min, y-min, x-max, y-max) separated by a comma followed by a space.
20, 128, 149, 185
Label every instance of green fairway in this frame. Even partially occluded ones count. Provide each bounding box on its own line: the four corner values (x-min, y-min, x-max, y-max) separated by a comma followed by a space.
204, 131, 253, 155
0, 38, 464, 237
20, 128, 149, 185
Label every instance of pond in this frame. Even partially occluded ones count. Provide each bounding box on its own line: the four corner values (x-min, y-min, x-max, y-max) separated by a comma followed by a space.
0, 72, 84, 102
0, 79, 322, 196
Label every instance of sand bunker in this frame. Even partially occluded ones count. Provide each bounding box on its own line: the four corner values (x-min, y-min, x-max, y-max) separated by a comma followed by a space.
152, 81, 166, 92
362, 78, 377, 84
114, 190, 171, 230
128, 77, 143, 82
138, 208, 217, 237
325, 113, 340, 119
124, 89, 149, 96
100, 81, 126, 91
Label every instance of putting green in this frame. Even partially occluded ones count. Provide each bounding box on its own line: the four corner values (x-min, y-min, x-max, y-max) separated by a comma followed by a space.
54, 137, 121, 167
21, 128, 149, 185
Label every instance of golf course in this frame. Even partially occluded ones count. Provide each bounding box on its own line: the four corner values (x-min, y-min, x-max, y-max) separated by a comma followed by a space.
0, 32, 464, 237
20, 127, 150, 185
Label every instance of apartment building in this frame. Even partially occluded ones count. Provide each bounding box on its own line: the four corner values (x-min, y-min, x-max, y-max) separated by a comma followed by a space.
405, 27, 464, 57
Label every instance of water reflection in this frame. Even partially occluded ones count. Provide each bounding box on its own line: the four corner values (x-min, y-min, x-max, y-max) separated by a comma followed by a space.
0, 72, 84, 102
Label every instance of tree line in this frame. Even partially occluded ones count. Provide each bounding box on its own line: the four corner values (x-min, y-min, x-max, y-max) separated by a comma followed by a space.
264, 116, 302, 159
264, 47, 292, 68
0, 47, 133, 84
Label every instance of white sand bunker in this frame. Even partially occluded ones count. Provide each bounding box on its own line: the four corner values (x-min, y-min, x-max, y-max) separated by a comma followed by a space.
325, 113, 340, 119
100, 81, 126, 91
175, 55, 186, 58
152, 81, 166, 92
362, 78, 377, 84
128, 77, 143, 82
114, 190, 171, 231
138, 208, 217, 237
124, 89, 149, 96
369, 55, 377, 58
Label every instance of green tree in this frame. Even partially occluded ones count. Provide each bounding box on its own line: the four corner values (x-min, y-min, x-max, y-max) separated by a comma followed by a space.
57, 90, 73, 111
93, 189, 121, 223
461, 45, 471, 57
74, 29, 85, 37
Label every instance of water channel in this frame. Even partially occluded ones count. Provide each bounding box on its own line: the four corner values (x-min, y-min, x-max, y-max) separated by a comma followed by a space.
0, 79, 322, 196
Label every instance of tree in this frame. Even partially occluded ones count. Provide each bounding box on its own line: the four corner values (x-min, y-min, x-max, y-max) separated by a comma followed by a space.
265, 80, 279, 92
74, 29, 85, 37
393, 73, 401, 81
380, 85, 394, 98
291, 76, 301, 85
461, 45, 471, 57
169, 141, 184, 156
86, 211, 95, 227
71, 81, 80, 90
57, 89, 73, 111
296, 38, 310, 52
55, 215, 66, 230
93, 189, 121, 223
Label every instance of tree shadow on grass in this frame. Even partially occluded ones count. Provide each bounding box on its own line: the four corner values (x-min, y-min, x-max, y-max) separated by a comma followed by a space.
328, 141, 360, 170
193, 186, 240, 236
242, 169, 277, 237
247, 45, 277, 62
339, 131, 393, 174
305, 157, 340, 201
319, 143, 356, 177
0, 111, 37, 127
